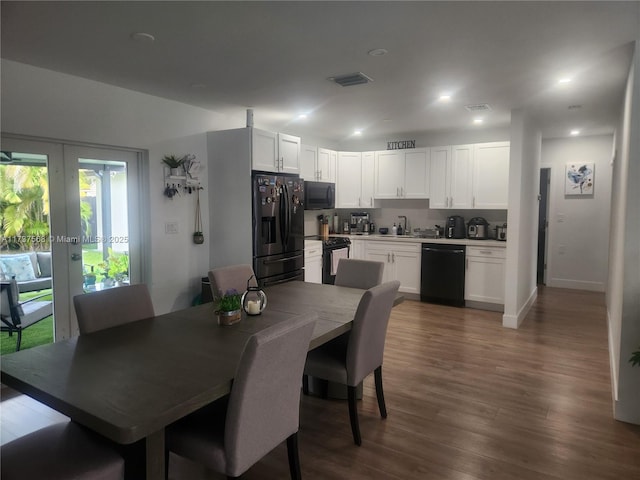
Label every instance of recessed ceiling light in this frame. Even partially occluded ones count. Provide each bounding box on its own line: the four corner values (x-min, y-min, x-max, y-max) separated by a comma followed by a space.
439, 94, 452, 101
130, 32, 155, 43
297, 113, 308, 120
473, 118, 484, 124
353, 130, 362, 136
570, 129, 581, 136
558, 78, 572, 84
368, 48, 388, 57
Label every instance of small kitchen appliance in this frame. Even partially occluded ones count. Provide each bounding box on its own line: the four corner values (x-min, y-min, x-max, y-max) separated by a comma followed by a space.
350, 212, 370, 234
467, 217, 490, 239
495, 223, 507, 241
445, 216, 466, 239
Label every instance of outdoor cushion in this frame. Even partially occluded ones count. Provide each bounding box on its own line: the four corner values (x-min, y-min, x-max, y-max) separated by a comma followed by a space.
36, 251, 52, 277
0, 254, 37, 281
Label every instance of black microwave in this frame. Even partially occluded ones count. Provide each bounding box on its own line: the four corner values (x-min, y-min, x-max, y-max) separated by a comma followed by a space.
304, 181, 335, 210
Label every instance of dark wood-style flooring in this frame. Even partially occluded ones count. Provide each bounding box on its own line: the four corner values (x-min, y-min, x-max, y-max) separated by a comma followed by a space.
2, 287, 639, 479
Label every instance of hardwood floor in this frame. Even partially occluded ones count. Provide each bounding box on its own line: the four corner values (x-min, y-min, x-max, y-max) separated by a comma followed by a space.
3, 287, 639, 479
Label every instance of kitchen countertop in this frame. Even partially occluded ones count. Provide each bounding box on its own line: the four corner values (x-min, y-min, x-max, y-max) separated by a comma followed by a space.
320, 234, 507, 247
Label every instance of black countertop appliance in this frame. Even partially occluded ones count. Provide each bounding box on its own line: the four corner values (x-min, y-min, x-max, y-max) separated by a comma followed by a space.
467, 217, 490, 239
445, 215, 466, 239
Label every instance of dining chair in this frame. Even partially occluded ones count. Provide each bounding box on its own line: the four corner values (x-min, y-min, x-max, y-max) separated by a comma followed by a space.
208, 264, 258, 298
335, 258, 384, 290
0, 421, 124, 480
73, 283, 154, 334
1, 278, 53, 351
303, 280, 400, 446
166, 313, 317, 479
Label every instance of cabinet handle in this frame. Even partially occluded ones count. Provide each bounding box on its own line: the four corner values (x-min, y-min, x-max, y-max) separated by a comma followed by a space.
479, 250, 493, 255
401, 187, 404, 197
387, 253, 391, 262
466, 258, 468, 269
392, 253, 395, 263
396, 187, 399, 197
473, 196, 476, 208
358, 198, 361, 207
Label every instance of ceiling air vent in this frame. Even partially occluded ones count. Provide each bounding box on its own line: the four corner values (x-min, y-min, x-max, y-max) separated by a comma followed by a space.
330, 72, 373, 87
464, 103, 492, 112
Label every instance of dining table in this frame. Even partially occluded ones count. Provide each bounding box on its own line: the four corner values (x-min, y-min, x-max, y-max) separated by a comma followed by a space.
1, 280, 402, 480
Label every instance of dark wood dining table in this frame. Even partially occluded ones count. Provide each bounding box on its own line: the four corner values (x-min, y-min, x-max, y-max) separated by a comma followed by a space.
1, 281, 399, 480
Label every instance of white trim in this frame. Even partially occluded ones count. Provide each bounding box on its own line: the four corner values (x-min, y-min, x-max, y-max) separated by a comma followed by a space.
607, 309, 619, 402
547, 278, 605, 292
502, 286, 537, 329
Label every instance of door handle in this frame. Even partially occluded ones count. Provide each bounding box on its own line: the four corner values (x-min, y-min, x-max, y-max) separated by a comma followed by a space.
71, 253, 82, 261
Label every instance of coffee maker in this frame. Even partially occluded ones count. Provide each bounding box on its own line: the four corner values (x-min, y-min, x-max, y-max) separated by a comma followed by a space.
350, 212, 371, 234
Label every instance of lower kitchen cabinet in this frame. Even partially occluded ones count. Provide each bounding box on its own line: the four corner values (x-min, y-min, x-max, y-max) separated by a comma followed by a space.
465, 245, 505, 305
350, 239, 365, 260
304, 240, 323, 284
364, 241, 421, 294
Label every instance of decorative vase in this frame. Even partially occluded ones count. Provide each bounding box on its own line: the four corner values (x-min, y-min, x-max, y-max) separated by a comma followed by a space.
170, 167, 181, 176
216, 309, 242, 326
193, 232, 204, 244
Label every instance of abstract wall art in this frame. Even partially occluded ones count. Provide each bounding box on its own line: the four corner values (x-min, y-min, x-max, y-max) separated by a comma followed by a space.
565, 163, 594, 196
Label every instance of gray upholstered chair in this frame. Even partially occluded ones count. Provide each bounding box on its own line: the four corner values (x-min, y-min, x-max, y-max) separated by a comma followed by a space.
335, 258, 384, 290
1, 278, 53, 351
73, 283, 154, 334
166, 313, 317, 479
303, 280, 400, 446
208, 264, 258, 298
0, 421, 124, 480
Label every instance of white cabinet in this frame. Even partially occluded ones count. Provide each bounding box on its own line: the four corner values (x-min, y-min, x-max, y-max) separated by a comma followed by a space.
465, 246, 505, 305
360, 152, 375, 208
428, 146, 451, 208
336, 151, 362, 208
304, 240, 323, 284
450, 144, 474, 209
472, 142, 510, 209
251, 129, 300, 174
350, 239, 365, 260
374, 149, 429, 199
364, 241, 421, 294
302, 146, 336, 182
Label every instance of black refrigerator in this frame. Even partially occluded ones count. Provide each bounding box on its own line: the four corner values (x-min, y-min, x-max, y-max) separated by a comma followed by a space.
252, 172, 305, 286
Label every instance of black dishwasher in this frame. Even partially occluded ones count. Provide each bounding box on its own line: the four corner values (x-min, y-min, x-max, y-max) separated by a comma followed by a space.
420, 243, 466, 307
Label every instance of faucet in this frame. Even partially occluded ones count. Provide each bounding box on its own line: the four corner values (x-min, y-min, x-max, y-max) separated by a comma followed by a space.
398, 216, 408, 236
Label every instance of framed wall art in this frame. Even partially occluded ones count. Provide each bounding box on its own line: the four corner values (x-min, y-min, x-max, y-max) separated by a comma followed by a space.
565, 163, 594, 196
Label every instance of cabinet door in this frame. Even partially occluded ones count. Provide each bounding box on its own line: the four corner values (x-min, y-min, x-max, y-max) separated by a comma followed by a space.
304, 257, 323, 284
392, 249, 421, 294
252, 129, 278, 172
278, 133, 301, 174
300, 144, 318, 181
365, 248, 393, 283
317, 148, 336, 182
336, 152, 362, 208
428, 146, 450, 208
473, 142, 510, 209
360, 152, 375, 208
350, 239, 365, 260
465, 255, 505, 304
404, 148, 429, 198
374, 151, 404, 198
450, 144, 474, 209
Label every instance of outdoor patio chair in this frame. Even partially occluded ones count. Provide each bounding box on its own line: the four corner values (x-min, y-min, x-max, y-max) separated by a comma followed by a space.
0, 278, 53, 352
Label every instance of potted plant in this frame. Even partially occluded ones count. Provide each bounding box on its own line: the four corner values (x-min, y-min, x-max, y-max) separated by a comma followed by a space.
162, 154, 185, 176
631, 347, 640, 367
83, 265, 96, 287
193, 187, 204, 244
214, 289, 242, 326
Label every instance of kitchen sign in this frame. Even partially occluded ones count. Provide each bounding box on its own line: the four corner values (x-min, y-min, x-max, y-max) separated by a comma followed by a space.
387, 140, 416, 150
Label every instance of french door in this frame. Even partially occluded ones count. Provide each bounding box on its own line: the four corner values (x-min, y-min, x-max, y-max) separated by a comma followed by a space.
1, 135, 147, 340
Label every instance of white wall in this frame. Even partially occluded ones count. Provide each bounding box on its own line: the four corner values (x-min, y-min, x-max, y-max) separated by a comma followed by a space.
0, 59, 242, 313
503, 109, 541, 328
607, 42, 640, 425
541, 135, 613, 291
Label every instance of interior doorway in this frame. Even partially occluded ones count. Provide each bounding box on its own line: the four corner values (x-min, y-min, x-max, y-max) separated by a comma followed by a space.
537, 168, 551, 285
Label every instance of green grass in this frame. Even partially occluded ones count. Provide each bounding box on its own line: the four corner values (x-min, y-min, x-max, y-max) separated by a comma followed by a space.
1, 289, 54, 355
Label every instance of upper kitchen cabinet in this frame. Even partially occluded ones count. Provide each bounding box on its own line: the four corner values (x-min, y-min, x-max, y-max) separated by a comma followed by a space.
428, 145, 451, 208
301, 145, 336, 182
251, 128, 300, 174
360, 151, 375, 208
472, 142, 510, 209
450, 144, 474, 209
336, 151, 362, 208
374, 149, 429, 199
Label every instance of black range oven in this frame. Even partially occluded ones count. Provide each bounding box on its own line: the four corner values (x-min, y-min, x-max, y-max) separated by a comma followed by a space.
321, 237, 351, 284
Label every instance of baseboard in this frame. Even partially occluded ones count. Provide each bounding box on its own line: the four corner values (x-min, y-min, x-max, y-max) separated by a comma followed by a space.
607, 309, 619, 402
502, 286, 537, 329
465, 300, 504, 312
547, 278, 605, 292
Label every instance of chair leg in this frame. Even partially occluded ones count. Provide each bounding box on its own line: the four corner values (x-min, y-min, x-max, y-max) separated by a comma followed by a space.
374, 366, 387, 419
16, 329, 22, 352
302, 374, 309, 395
286, 432, 302, 480
347, 386, 362, 446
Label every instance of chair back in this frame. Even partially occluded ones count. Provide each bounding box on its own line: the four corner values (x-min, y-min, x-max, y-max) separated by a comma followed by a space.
224, 314, 316, 476
346, 280, 400, 385
1, 279, 22, 326
334, 259, 384, 289
208, 264, 257, 298
73, 284, 154, 334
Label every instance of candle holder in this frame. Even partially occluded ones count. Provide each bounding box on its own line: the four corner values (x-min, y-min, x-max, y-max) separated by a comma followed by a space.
241, 275, 267, 316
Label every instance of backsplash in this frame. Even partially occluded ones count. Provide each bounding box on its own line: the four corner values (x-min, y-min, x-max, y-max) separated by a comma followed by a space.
304, 199, 507, 237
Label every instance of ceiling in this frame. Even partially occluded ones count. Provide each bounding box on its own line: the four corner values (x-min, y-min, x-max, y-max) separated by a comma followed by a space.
1, 1, 639, 143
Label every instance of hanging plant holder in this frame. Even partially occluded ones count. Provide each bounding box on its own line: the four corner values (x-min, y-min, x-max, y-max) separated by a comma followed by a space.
193, 187, 204, 244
